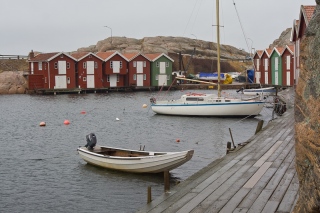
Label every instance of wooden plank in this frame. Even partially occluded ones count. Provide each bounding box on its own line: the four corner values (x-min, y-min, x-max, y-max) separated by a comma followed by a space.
243, 162, 273, 188
215, 188, 251, 213
238, 168, 277, 208
261, 200, 279, 213
233, 208, 248, 213
247, 189, 274, 213
177, 161, 251, 213
277, 173, 299, 212
190, 161, 256, 212
253, 141, 283, 167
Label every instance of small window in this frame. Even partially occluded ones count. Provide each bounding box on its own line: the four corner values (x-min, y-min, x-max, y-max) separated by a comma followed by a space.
166, 62, 169, 67
143, 74, 146, 80
94, 62, 98, 69
167, 75, 170, 80
133, 61, 136, 67
120, 61, 122, 68
156, 62, 159, 67
117, 74, 119, 82
89, 55, 92, 58
67, 62, 70, 69
110, 61, 113, 68
83, 77, 87, 81
54, 62, 58, 69
60, 55, 64, 58
67, 77, 70, 84
133, 74, 136, 80
143, 61, 146, 67
155, 75, 158, 80
83, 62, 86, 69
107, 75, 110, 82
38, 62, 42, 70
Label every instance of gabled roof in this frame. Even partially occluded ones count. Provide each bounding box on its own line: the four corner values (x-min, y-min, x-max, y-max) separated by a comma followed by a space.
285, 45, 294, 55
290, 19, 300, 42
264, 48, 273, 58
297, 5, 316, 38
28, 52, 59, 62
71, 52, 104, 61
271, 47, 284, 56
122, 52, 150, 62
253, 50, 264, 59
28, 52, 77, 62
144, 53, 174, 62
96, 51, 128, 62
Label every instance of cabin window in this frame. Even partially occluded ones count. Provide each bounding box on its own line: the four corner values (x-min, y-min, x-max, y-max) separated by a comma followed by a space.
186, 97, 204, 101
83, 77, 87, 81
54, 62, 58, 69
110, 61, 113, 68
66, 62, 70, 69
67, 77, 70, 84
143, 61, 146, 67
216, 100, 221, 102
83, 62, 86, 69
156, 62, 159, 67
143, 74, 146, 80
107, 75, 110, 82
60, 55, 64, 58
167, 75, 170, 80
225, 100, 231, 102
133, 61, 136, 67
95, 62, 98, 69
120, 61, 122, 68
117, 74, 119, 82
133, 74, 136, 80
38, 62, 42, 70
166, 62, 169, 67
89, 55, 92, 58
155, 75, 158, 80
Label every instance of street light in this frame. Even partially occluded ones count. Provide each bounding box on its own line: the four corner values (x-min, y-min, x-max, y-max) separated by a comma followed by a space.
247, 38, 253, 58
104, 26, 112, 44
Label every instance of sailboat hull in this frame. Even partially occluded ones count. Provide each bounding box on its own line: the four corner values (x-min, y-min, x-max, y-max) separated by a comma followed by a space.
151, 102, 264, 117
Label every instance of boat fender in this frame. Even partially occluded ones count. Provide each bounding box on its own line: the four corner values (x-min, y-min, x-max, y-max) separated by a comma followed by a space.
85, 133, 97, 150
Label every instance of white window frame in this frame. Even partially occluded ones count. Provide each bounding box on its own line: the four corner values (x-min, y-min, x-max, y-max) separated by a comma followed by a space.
133, 61, 137, 67
155, 74, 159, 80
143, 61, 146, 67
167, 75, 170, 80
143, 74, 146, 80
166, 62, 169, 67
286, 55, 290, 70
38, 62, 42, 70
54, 62, 58, 69
67, 77, 70, 84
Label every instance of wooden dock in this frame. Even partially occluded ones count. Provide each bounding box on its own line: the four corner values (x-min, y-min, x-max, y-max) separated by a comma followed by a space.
138, 107, 298, 213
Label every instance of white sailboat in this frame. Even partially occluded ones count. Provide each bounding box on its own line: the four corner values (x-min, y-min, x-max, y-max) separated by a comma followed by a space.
150, 0, 264, 117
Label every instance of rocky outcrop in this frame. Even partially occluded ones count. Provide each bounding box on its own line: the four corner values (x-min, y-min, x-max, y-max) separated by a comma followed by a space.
269, 28, 294, 49
294, 1, 320, 212
77, 36, 248, 60
0, 71, 28, 94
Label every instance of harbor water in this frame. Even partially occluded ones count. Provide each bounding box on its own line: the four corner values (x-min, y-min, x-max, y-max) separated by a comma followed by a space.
0, 90, 274, 213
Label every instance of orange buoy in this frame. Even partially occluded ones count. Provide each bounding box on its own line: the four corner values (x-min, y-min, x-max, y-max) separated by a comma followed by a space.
64, 120, 70, 125
39, 122, 46, 127
176, 139, 180, 143
80, 111, 86, 114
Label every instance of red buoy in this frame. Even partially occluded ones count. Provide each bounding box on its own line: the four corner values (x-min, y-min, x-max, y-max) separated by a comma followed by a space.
80, 111, 86, 114
64, 120, 70, 125
39, 122, 46, 127
176, 139, 180, 143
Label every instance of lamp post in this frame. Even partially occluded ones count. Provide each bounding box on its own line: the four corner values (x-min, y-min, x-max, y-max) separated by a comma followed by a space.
104, 26, 112, 44
247, 38, 253, 58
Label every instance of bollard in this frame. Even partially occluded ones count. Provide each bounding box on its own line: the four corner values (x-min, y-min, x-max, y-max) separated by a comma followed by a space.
226, 141, 231, 154
147, 186, 152, 203
164, 171, 170, 192
228, 128, 236, 149
255, 120, 264, 134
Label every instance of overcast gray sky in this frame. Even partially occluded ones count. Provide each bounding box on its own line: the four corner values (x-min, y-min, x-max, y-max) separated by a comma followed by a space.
0, 0, 316, 55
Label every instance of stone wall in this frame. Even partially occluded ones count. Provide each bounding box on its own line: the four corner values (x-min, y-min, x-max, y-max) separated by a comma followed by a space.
0, 71, 28, 94
294, 1, 320, 212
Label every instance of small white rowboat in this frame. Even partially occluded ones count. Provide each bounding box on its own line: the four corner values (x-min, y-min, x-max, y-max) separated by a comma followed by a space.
77, 145, 194, 173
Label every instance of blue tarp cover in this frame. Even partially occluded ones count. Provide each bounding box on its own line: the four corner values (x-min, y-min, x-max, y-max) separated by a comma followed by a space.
199, 73, 225, 78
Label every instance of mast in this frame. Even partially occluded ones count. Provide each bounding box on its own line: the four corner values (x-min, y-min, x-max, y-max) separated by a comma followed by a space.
216, 0, 221, 97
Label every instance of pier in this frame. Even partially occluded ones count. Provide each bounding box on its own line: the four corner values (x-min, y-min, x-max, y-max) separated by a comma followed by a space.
138, 107, 297, 212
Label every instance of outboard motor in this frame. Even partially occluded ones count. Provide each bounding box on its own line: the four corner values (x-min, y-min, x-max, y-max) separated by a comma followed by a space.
85, 133, 97, 150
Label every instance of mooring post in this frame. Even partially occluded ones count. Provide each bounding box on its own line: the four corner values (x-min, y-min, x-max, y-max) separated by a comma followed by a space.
255, 120, 264, 134
147, 186, 152, 203
228, 128, 236, 149
164, 171, 170, 192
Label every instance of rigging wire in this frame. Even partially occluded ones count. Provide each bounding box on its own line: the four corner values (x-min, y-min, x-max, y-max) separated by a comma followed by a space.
232, 0, 250, 52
